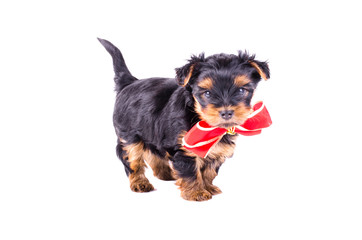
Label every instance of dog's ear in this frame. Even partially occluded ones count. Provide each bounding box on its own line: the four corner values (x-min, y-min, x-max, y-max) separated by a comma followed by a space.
175, 53, 205, 87
249, 60, 270, 81
176, 63, 195, 87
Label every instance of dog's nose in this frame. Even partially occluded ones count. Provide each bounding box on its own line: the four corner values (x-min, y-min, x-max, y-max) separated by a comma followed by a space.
219, 110, 234, 120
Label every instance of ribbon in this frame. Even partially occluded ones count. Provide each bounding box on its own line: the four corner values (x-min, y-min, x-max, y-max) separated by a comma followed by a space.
182, 101, 272, 158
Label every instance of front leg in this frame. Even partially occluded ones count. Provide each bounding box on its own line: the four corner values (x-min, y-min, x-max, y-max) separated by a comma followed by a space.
202, 162, 223, 195
202, 135, 236, 195
171, 151, 212, 201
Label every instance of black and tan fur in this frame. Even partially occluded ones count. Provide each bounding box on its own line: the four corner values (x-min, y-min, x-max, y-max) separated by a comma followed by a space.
98, 38, 270, 201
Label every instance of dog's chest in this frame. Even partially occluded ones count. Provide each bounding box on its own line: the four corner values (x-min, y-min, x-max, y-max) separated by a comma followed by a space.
206, 135, 237, 160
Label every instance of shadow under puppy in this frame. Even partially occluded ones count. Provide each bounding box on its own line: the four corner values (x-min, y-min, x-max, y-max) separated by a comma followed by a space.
98, 38, 270, 201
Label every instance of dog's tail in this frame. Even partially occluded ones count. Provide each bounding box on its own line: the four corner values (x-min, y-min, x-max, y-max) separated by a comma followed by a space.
98, 38, 137, 92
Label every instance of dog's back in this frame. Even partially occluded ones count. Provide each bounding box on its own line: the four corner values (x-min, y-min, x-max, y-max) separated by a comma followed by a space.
113, 77, 195, 152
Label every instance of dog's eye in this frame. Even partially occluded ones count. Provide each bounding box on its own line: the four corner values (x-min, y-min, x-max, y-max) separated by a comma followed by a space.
204, 91, 211, 98
239, 87, 249, 94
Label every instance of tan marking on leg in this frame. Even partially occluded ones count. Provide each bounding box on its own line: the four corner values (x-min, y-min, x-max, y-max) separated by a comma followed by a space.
203, 137, 237, 195
202, 166, 222, 195
124, 142, 154, 192
144, 150, 176, 180
176, 177, 212, 201
175, 131, 213, 201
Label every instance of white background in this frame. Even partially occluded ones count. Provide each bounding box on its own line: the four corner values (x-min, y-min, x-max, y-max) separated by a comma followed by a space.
1, 0, 361, 239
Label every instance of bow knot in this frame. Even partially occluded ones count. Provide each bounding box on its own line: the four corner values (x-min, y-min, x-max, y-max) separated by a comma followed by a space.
226, 126, 236, 135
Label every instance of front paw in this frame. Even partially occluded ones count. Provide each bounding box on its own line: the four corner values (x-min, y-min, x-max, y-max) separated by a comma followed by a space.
207, 185, 222, 195
181, 189, 212, 201
130, 178, 155, 192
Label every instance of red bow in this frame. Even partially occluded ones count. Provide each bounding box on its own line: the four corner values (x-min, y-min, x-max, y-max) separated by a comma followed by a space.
182, 102, 272, 158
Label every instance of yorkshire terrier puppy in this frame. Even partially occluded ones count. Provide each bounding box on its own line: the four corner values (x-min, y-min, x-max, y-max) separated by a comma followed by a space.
98, 38, 270, 201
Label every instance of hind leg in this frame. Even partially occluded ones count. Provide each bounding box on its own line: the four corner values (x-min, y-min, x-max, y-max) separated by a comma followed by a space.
117, 139, 154, 192
116, 138, 132, 176
144, 150, 176, 181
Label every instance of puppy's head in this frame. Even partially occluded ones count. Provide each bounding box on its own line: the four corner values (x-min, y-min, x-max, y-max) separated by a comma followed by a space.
176, 51, 269, 128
